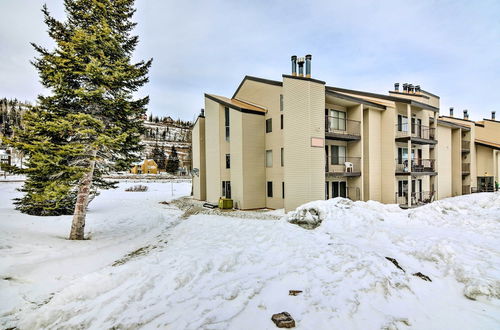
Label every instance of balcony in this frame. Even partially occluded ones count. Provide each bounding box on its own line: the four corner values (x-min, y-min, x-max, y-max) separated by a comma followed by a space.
395, 191, 435, 208
325, 116, 361, 141
462, 185, 470, 195
461, 140, 470, 153
395, 158, 436, 175
395, 123, 437, 145
326, 156, 361, 177
462, 162, 470, 175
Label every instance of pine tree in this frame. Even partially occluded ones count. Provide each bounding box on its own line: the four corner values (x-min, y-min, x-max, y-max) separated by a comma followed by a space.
149, 143, 166, 170
4, 0, 151, 239
166, 145, 179, 174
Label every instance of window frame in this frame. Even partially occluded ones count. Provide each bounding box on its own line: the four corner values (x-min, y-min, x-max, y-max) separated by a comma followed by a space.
266, 150, 273, 167
266, 118, 272, 133
267, 181, 273, 198
225, 153, 230, 169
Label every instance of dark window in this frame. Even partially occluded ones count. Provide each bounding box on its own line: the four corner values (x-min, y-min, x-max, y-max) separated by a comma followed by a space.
325, 182, 329, 199
222, 181, 231, 198
331, 145, 346, 165
332, 182, 339, 198
280, 114, 283, 129
267, 181, 273, 198
226, 154, 230, 169
225, 107, 230, 141
266, 118, 272, 133
282, 182, 285, 199
280, 148, 284, 167
280, 94, 283, 111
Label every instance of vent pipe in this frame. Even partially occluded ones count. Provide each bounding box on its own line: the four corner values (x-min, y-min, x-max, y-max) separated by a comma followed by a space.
305, 54, 312, 78
492, 111, 496, 120
463, 109, 469, 120
449, 107, 454, 117
291, 55, 297, 76
200, 108, 205, 117
403, 83, 408, 93
415, 85, 421, 93
408, 84, 414, 93
394, 83, 399, 92
297, 57, 304, 77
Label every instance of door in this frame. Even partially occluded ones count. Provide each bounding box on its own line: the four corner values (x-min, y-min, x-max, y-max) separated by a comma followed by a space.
332, 182, 339, 198
325, 145, 329, 172
339, 182, 347, 198
325, 182, 329, 199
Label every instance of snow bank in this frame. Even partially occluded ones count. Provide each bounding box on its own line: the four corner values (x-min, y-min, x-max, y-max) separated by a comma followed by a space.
1, 186, 499, 329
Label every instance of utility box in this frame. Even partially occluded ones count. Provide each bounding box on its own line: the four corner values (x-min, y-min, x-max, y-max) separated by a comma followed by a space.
218, 198, 233, 209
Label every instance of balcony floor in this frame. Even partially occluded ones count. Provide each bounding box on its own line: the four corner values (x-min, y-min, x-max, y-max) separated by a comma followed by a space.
395, 136, 437, 145
326, 171, 361, 177
325, 132, 361, 141
395, 171, 437, 176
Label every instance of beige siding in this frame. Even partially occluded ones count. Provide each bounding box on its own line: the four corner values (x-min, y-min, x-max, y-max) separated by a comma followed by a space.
283, 77, 325, 211
437, 125, 452, 199
192, 116, 206, 200
476, 145, 494, 177
205, 98, 222, 203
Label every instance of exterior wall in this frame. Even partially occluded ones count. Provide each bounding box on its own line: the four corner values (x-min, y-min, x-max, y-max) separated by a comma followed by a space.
436, 125, 452, 199
230, 111, 266, 209
451, 129, 461, 196
234, 79, 284, 209
192, 116, 206, 200
205, 98, 222, 203
283, 76, 325, 211
380, 106, 396, 203
476, 145, 494, 177
363, 108, 382, 201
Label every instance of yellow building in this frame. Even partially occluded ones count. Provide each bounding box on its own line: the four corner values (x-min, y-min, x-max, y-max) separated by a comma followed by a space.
130, 159, 158, 174
192, 55, 499, 211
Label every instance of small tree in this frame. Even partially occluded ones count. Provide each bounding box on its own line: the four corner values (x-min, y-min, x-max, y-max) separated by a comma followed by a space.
149, 143, 166, 170
166, 145, 179, 174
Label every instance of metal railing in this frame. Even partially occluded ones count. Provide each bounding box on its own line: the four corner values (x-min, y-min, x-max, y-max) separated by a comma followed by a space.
325, 116, 361, 137
395, 158, 435, 173
472, 186, 496, 193
462, 140, 470, 151
462, 163, 470, 174
462, 185, 470, 195
395, 191, 435, 206
395, 123, 435, 140
326, 156, 361, 174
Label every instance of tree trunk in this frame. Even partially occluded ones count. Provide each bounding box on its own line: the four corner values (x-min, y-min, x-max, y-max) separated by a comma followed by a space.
69, 149, 97, 240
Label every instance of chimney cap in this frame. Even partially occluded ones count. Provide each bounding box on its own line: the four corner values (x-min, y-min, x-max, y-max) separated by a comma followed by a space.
305, 54, 312, 59
291, 55, 297, 60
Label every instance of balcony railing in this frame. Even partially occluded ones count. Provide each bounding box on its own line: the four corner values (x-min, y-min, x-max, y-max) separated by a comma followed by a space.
472, 186, 496, 193
395, 158, 435, 173
462, 162, 470, 174
325, 116, 361, 138
395, 191, 435, 207
462, 185, 470, 195
326, 156, 361, 175
462, 140, 470, 151
395, 123, 435, 140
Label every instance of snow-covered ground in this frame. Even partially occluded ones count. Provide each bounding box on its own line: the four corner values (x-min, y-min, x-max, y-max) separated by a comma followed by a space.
1, 182, 499, 329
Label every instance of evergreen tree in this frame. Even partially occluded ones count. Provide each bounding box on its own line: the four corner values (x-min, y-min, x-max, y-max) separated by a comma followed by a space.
149, 142, 166, 170
166, 145, 179, 174
4, 0, 151, 239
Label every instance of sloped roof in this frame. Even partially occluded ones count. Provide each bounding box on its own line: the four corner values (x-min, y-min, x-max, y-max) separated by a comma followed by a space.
205, 93, 267, 115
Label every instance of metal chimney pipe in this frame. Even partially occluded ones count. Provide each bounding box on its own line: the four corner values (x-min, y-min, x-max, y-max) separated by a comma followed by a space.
305, 54, 312, 78
394, 83, 399, 92
297, 58, 304, 77
415, 85, 421, 93
200, 108, 205, 117
463, 109, 469, 120
291, 55, 297, 76
492, 111, 496, 120
403, 83, 408, 93
408, 84, 414, 93
449, 107, 454, 117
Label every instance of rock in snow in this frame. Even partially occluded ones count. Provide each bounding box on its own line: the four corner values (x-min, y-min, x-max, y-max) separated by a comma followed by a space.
271, 311, 296, 328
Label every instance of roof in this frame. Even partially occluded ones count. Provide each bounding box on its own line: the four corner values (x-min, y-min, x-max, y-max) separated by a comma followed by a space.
232, 75, 282, 99
205, 93, 267, 115
326, 86, 439, 112
475, 139, 500, 150
326, 90, 386, 110
433, 118, 471, 131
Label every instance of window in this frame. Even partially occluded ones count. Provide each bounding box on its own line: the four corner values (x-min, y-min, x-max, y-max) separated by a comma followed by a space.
325, 182, 329, 199
280, 148, 284, 167
331, 145, 346, 165
329, 110, 346, 131
222, 181, 231, 198
266, 118, 272, 133
332, 181, 347, 198
225, 107, 230, 141
267, 181, 273, 197
397, 114, 408, 132
266, 150, 273, 167
282, 182, 285, 199
280, 114, 283, 129
398, 180, 408, 197
280, 94, 284, 111
397, 147, 408, 164
225, 154, 230, 169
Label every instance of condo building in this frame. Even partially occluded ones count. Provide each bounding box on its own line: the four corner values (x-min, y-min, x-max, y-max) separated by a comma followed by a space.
192, 55, 500, 212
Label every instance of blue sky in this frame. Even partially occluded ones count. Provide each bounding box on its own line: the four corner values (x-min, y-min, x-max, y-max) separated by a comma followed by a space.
1, 0, 499, 121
